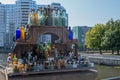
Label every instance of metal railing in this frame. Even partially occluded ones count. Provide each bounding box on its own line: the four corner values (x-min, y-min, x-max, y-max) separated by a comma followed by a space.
0, 65, 8, 80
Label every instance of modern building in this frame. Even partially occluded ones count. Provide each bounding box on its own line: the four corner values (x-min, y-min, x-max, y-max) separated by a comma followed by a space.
73, 26, 92, 50
50, 2, 66, 11
15, 0, 36, 29
0, 3, 5, 47
5, 4, 16, 48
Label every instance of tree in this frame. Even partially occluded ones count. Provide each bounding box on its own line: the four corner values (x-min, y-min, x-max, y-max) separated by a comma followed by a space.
113, 20, 120, 54
102, 19, 120, 54
101, 19, 115, 54
85, 24, 105, 54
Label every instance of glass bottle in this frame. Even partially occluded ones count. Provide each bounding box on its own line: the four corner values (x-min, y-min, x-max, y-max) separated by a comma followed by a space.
37, 8, 42, 26
28, 9, 37, 26
20, 26, 25, 40
15, 28, 21, 40
52, 9, 56, 26
34, 10, 38, 26
54, 9, 58, 26
57, 9, 62, 26
62, 10, 68, 27
41, 9, 46, 26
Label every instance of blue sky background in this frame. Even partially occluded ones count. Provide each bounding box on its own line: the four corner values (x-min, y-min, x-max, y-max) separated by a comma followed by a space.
1, 0, 120, 27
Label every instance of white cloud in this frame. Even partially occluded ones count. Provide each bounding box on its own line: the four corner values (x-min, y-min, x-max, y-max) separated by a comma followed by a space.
1, 0, 15, 4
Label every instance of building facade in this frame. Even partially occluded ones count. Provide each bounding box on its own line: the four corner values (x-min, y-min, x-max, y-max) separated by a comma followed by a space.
0, 3, 5, 47
5, 4, 16, 48
73, 26, 92, 50
15, 0, 36, 29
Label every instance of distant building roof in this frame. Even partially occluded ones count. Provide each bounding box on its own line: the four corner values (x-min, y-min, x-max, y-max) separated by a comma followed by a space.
51, 2, 61, 6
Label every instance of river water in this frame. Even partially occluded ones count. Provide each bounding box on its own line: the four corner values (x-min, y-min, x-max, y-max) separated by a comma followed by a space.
95, 64, 120, 80
0, 53, 120, 80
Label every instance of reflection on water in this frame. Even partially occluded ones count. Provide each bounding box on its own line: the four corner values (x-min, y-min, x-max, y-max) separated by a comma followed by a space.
95, 64, 120, 80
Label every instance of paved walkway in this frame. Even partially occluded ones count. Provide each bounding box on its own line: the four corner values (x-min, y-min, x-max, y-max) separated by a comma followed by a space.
80, 53, 120, 60
80, 53, 120, 66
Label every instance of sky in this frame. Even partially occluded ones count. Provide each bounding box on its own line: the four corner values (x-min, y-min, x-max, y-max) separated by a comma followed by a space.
1, 0, 120, 27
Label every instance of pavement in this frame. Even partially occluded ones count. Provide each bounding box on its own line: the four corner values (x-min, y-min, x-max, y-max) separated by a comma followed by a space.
79, 52, 120, 60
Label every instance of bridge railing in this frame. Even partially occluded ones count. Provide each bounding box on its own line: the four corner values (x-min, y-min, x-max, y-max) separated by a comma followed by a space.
0, 65, 8, 80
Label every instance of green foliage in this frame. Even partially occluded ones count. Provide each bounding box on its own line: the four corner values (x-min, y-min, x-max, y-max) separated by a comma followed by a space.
85, 23, 105, 50
85, 18, 120, 54
102, 19, 120, 51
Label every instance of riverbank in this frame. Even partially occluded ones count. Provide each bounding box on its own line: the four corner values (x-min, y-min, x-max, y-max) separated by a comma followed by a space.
80, 53, 120, 80
80, 52, 120, 66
